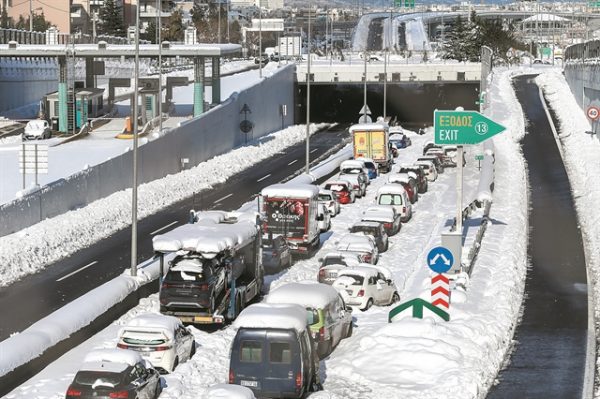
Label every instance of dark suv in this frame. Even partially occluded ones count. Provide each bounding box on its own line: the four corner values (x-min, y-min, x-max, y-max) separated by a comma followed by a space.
262, 235, 292, 274
349, 221, 389, 252
398, 165, 428, 194
159, 255, 226, 314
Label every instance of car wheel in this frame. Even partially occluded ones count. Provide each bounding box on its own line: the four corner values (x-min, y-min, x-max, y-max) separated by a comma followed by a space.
361, 298, 373, 311
190, 341, 196, 358
347, 321, 353, 337
171, 357, 179, 372
391, 292, 400, 304
384, 241, 389, 251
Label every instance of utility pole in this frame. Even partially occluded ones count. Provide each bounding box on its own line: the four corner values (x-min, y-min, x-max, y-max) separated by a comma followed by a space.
363, 49, 367, 122
218, 0, 221, 43
305, 2, 312, 174
131, 1, 141, 277
157, 0, 162, 137
29, 0, 33, 31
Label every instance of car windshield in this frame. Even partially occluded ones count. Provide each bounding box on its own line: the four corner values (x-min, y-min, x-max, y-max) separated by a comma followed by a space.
74, 371, 123, 387
351, 226, 379, 236
322, 257, 345, 266
326, 184, 344, 191
342, 168, 361, 174
122, 331, 167, 346
364, 162, 375, 169
318, 194, 332, 201
342, 274, 364, 285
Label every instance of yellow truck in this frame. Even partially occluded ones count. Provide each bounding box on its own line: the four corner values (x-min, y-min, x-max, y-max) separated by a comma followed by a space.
349, 122, 392, 173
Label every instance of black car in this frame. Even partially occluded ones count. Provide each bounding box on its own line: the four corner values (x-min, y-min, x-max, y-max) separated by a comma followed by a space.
417, 156, 444, 174
65, 349, 161, 399
159, 255, 226, 314
262, 234, 292, 274
349, 221, 389, 252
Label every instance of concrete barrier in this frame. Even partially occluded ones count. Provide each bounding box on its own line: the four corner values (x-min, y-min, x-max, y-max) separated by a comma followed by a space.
0, 65, 296, 237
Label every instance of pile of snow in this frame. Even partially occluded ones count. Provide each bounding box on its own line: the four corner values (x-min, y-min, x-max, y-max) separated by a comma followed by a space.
0, 123, 328, 287
261, 183, 320, 199
204, 384, 256, 399
118, 313, 182, 340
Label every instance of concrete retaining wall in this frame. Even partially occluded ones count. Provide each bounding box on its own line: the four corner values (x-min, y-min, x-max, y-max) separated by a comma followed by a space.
0, 65, 296, 237
563, 62, 600, 111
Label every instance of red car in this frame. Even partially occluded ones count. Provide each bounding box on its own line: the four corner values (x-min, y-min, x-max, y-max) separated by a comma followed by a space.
387, 173, 418, 204
324, 180, 355, 204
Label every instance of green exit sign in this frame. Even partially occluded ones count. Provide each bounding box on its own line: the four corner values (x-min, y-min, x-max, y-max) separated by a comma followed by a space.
434, 110, 506, 145
475, 154, 484, 161
404, 0, 415, 7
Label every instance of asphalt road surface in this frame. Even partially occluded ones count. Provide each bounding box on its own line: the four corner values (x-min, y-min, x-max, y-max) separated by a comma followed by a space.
0, 126, 349, 340
487, 75, 589, 398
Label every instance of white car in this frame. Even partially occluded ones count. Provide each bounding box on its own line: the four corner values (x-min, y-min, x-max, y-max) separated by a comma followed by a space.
317, 202, 331, 233
361, 205, 402, 236
340, 159, 371, 184
317, 251, 362, 285
22, 119, 51, 140
335, 233, 379, 264
414, 160, 438, 182
318, 189, 340, 216
333, 265, 399, 311
117, 313, 195, 373
375, 184, 413, 222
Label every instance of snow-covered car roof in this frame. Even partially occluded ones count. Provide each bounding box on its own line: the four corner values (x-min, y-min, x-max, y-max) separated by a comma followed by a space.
267, 282, 340, 309
349, 121, 388, 133
337, 266, 380, 279
388, 126, 404, 134
377, 184, 407, 196
191, 210, 227, 224
339, 173, 362, 184
336, 234, 376, 252
340, 160, 367, 170
351, 221, 382, 229
414, 160, 435, 168
118, 313, 182, 340
321, 251, 362, 263
324, 180, 351, 187
152, 220, 258, 256
24, 120, 48, 131
361, 211, 395, 223
234, 303, 308, 333
81, 349, 142, 372
389, 133, 405, 141
387, 173, 411, 184
318, 189, 334, 197
204, 384, 256, 399
261, 183, 319, 199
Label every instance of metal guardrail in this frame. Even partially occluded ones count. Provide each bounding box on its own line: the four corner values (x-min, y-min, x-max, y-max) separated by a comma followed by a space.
565, 39, 600, 61
0, 28, 149, 46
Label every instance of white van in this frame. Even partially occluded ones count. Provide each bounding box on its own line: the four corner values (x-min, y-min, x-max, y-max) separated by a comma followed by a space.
375, 184, 412, 222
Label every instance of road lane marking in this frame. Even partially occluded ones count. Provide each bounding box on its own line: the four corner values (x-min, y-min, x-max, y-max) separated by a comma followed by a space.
288, 159, 298, 166
213, 193, 233, 204
150, 221, 179, 235
257, 174, 271, 182
310, 148, 318, 153
56, 261, 98, 282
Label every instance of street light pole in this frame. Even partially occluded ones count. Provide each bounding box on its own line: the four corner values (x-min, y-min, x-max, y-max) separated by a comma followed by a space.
29, 0, 33, 31
259, 2, 262, 78
157, 0, 162, 136
131, 1, 141, 277
305, 2, 312, 174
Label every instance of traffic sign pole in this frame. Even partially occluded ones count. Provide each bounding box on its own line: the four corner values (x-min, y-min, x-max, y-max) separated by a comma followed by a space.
457, 145, 463, 234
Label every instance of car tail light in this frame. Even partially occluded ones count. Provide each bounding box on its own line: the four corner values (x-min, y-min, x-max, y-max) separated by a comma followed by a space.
154, 345, 172, 351
363, 254, 372, 263
271, 250, 278, 257
353, 184, 359, 189
319, 326, 325, 341
295, 372, 303, 390
161, 283, 173, 289
358, 289, 365, 297
402, 206, 407, 214
117, 343, 129, 349
318, 268, 326, 280
66, 387, 82, 397
229, 369, 235, 384
109, 392, 129, 399
384, 222, 392, 229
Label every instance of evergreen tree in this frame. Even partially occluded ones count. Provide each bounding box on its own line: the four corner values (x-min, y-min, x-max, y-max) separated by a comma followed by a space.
442, 15, 471, 62
32, 12, 50, 32
164, 9, 184, 42
99, 0, 125, 37
142, 20, 157, 43
1, 7, 11, 29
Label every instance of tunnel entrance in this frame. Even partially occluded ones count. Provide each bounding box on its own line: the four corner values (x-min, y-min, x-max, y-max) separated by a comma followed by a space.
296, 82, 479, 128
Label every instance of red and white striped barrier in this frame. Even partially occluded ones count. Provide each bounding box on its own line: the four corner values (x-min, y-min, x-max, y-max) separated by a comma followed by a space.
431, 273, 450, 310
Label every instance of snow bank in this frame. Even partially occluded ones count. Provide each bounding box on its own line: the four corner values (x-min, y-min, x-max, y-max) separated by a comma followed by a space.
266, 282, 340, 309
0, 123, 327, 288
234, 303, 308, 333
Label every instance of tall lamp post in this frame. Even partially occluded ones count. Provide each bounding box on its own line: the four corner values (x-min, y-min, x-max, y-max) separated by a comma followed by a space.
157, 0, 163, 136
131, 1, 141, 277
259, 2, 263, 78
305, 2, 312, 174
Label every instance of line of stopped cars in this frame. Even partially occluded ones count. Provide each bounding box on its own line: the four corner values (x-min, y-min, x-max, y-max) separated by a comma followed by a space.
63, 122, 458, 399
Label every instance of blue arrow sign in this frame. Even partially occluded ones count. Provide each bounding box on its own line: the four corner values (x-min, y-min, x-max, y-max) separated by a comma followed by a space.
427, 246, 454, 274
